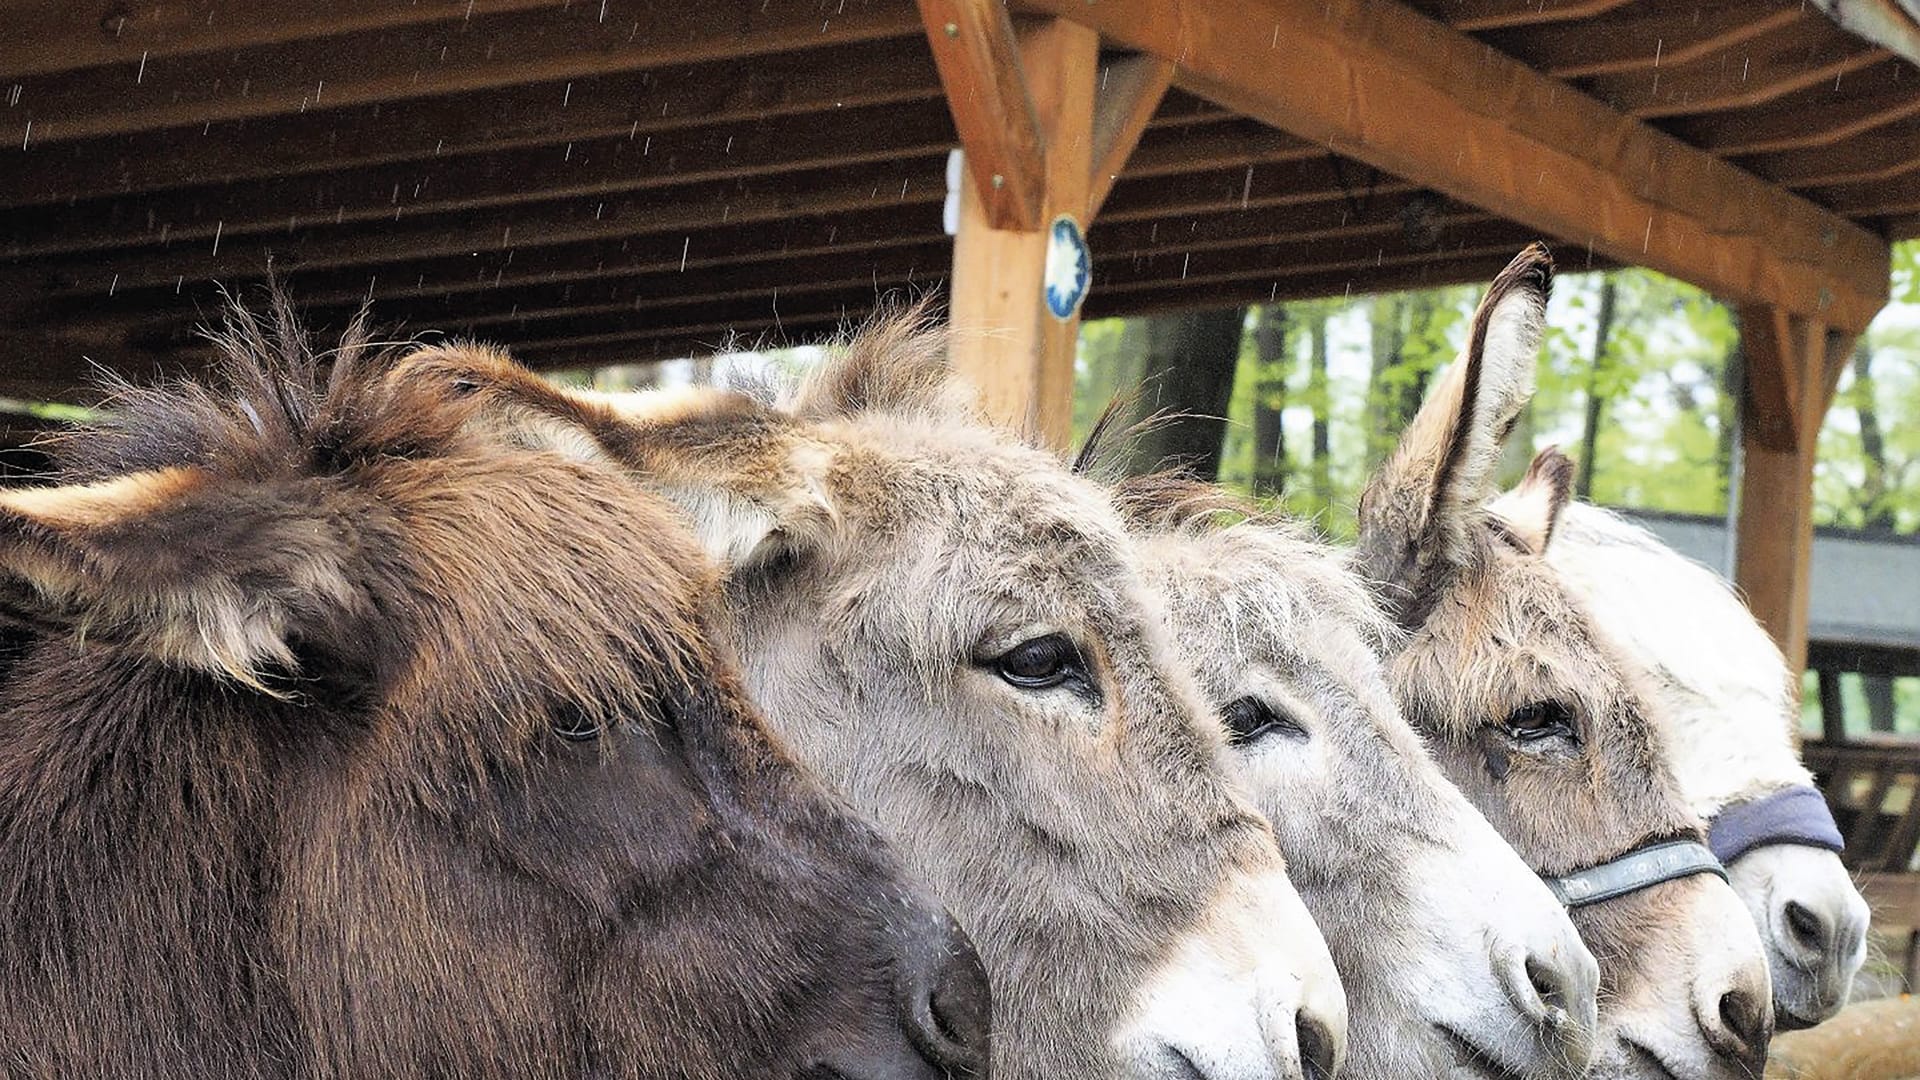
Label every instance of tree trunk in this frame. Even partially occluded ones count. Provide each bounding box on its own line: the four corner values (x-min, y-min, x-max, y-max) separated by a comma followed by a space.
1850, 340, 1899, 733
1716, 335, 1743, 499
1575, 275, 1618, 500
1308, 308, 1333, 510
1250, 306, 1291, 496
1365, 295, 1408, 468
1122, 308, 1248, 479
1854, 342, 1892, 533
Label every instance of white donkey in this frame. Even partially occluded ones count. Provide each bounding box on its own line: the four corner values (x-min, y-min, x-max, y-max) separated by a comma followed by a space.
1528, 500, 1869, 1027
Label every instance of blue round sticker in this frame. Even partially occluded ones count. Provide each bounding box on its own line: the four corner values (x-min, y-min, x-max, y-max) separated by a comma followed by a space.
1043, 215, 1091, 320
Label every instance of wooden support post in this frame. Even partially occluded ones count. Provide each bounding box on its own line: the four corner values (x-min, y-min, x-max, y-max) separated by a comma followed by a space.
942, 19, 1097, 447
1734, 306, 1857, 675
932, 6, 1171, 448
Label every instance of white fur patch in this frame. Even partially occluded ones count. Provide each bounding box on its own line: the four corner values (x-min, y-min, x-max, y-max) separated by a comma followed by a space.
1117, 866, 1347, 1080
1547, 503, 1810, 815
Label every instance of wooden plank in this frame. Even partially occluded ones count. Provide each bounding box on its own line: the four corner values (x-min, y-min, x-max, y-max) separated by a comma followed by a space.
1807, 169, 1920, 218
0, 0, 569, 79
1013, 0, 1893, 334
1418, 0, 1636, 32
1500, 6, 1805, 80
1745, 120, 1920, 187
1581, 23, 1888, 120
0, 35, 939, 210
1860, 871, 1920, 923
915, 0, 1047, 230
2, 102, 1269, 264
1088, 55, 1175, 215
2, 0, 922, 148
947, 17, 1097, 446
1672, 57, 1920, 156
2, 117, 957, 296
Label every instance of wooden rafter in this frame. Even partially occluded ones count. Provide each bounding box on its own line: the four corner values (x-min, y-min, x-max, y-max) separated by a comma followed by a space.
1014, 0, 1892, 334
0, 0, 569, 79
1088, 56, 1175, 215
1517, 7, 1805, 79
915, 0, 1047, 230
1436, 0, 1635, 33
0, 37, 939, 210
2, 0, 922, 149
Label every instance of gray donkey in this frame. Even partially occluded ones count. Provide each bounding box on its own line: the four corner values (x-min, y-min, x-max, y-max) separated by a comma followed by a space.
1113, 474, 1601, 1079
406, 323, 1347, 1080
1357, 245, 1774, 1080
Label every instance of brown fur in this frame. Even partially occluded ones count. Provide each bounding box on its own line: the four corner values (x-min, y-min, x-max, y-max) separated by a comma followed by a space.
0, 297, 983, 1079
411, 315, 1332, 1080
1357, 248, 1771, 1076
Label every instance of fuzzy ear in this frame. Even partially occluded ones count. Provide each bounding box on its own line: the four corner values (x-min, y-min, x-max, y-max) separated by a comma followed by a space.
1487, 447, 1576, 555
1355, 243, 1552, 620
394, 346, 837, 574
0, 467, 363, 692
788, 301, 979, 423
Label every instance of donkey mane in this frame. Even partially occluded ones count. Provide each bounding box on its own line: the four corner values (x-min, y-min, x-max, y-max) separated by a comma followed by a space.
788, 298, 978, 423
58, 294, 451, 484
1114, 472, 1399, 654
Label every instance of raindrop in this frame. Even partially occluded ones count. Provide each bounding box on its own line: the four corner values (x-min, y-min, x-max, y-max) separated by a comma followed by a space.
19, 120, 28, 149
724, 135, 733, 153
563, 83, 573, 107
211, 222, 223, 256
136, 50, 148, 85
109, 275, 119, 296
680, 237, 690, 271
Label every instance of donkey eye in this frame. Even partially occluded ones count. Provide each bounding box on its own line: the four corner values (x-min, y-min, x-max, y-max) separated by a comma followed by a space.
992, 634, 1086, 691
1221, 696, 1307, 746
1504, 701, 1576, 743
551, 703, 603, 742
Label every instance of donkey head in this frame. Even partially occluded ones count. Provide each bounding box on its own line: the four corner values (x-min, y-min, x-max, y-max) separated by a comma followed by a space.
0, 302, 986, 1080
1119, 475, 1598, 1079
1546, 502, 1868, 1028
418, 312, 1348, 1080
1356, 246, 1774, 1080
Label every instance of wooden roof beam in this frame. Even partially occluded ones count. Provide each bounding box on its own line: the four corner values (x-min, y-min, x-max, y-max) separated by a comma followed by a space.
1014, 0, 1892, 334
915, 0, 1049, 230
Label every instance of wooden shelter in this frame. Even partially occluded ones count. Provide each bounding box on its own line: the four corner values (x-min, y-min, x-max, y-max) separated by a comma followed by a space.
2, 0, 1917, 671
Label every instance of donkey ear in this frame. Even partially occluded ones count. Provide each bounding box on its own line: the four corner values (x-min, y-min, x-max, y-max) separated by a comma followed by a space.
1487, 447, 1576, 555
1355, 244, 1552, 615
0, 468, 360, 692
395, 347, 837, 575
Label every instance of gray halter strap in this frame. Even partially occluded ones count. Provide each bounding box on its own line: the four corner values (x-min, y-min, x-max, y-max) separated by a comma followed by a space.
1542, 839, 1728, 909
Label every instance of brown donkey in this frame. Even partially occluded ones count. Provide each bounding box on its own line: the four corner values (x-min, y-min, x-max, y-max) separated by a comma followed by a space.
414, 317, 1348, 1080
1356, 246, 1773, 1080
0, 300, 988, 1080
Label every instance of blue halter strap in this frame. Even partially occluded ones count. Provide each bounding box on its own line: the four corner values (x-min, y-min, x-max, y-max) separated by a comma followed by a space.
1542, 839, 1729, 910
1706, 784, 1845, 865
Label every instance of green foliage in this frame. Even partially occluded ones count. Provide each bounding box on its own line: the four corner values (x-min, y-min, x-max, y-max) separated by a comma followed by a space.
1072, 238, 1920, 542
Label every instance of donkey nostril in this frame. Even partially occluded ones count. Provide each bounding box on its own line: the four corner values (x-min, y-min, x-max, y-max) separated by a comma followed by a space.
1297, 1014, 1337, 1080
1715, 987, 1772, 1071
900, 914, 990, 1079
1783, 899, 1827, 952
1526, 954, 1567, 1013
